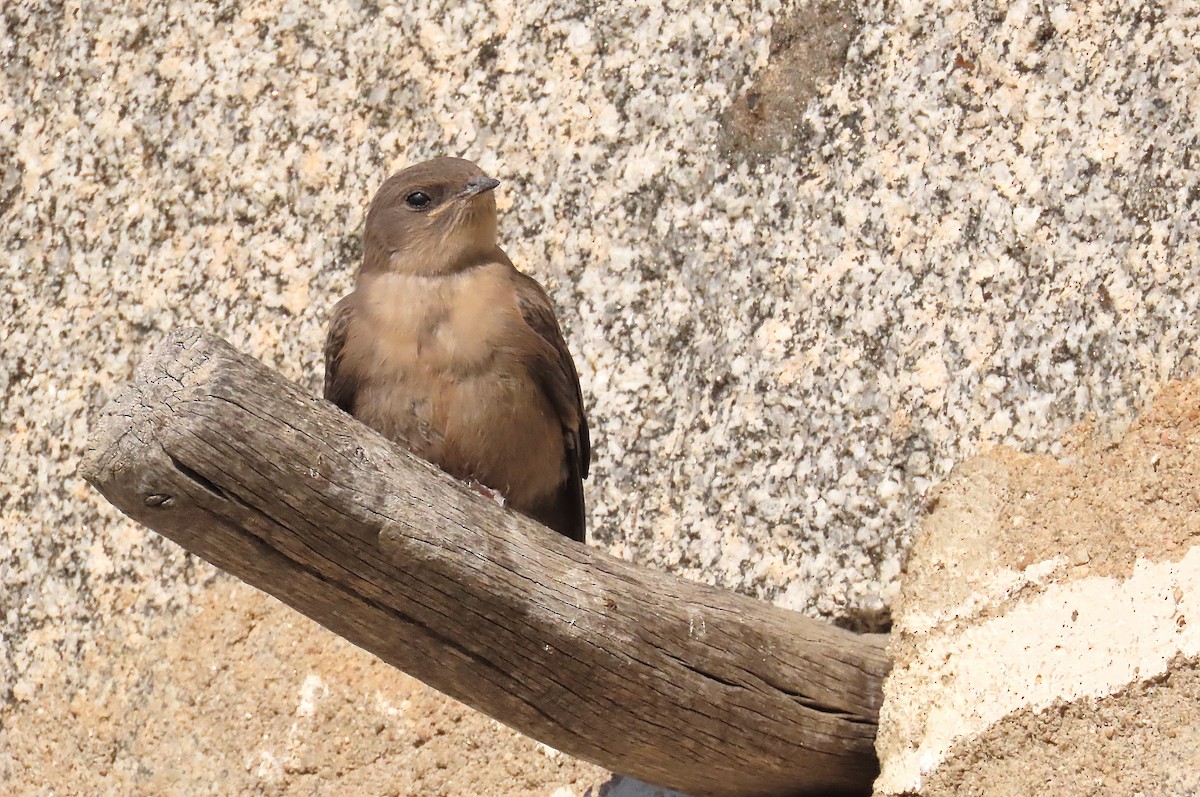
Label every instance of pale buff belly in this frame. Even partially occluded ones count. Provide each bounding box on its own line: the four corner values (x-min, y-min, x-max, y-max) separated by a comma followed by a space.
354, 367, 565, 506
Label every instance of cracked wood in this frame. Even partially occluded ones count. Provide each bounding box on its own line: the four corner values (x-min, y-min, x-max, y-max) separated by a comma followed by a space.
82, 328, 890, 797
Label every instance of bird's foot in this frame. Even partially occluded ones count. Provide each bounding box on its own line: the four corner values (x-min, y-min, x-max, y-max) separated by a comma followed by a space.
468, 480, 507, 508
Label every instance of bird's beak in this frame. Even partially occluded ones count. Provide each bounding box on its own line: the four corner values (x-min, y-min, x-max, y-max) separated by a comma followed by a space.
458, 176, 501, 200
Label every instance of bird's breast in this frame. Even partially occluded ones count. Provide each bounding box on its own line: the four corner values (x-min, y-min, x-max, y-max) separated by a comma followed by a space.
363, 265, 520, 374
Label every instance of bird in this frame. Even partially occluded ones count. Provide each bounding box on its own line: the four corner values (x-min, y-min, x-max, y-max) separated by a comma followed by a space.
323, 157, 590, 542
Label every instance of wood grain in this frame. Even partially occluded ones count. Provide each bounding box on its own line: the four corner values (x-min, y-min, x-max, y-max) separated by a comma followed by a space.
82, 328, 890, 797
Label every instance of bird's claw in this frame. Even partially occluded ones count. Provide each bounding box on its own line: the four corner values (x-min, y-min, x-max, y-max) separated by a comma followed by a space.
469, 480, 507, 508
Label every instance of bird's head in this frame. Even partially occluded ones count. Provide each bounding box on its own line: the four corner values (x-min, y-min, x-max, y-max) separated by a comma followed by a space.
361, 157, 502, 278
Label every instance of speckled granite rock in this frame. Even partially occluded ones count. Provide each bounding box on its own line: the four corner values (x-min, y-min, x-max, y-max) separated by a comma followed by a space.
2, 0, 1198, 792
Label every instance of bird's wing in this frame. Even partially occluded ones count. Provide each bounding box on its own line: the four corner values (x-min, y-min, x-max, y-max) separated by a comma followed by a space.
323, 294, 359, 414
512, 271, 590, 541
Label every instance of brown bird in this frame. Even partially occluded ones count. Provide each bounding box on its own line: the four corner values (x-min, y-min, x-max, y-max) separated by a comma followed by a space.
324, 157, 590, 541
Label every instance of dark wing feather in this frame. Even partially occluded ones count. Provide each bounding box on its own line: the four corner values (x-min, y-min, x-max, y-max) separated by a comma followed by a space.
323, 294, 359, 414
512, 271, 590, 541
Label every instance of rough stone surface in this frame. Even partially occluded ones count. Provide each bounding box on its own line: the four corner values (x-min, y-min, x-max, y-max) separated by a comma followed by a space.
720, 0, 861, 162
875, 378, 1200, 796
921, 660, 1200, 797
3, 0, 1199, 792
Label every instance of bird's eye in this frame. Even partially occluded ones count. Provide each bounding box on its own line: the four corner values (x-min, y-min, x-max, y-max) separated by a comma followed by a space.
405, 191, 432, 209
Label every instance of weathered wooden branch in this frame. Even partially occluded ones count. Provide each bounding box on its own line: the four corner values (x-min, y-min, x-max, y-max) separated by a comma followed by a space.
82, 328, 890, 797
